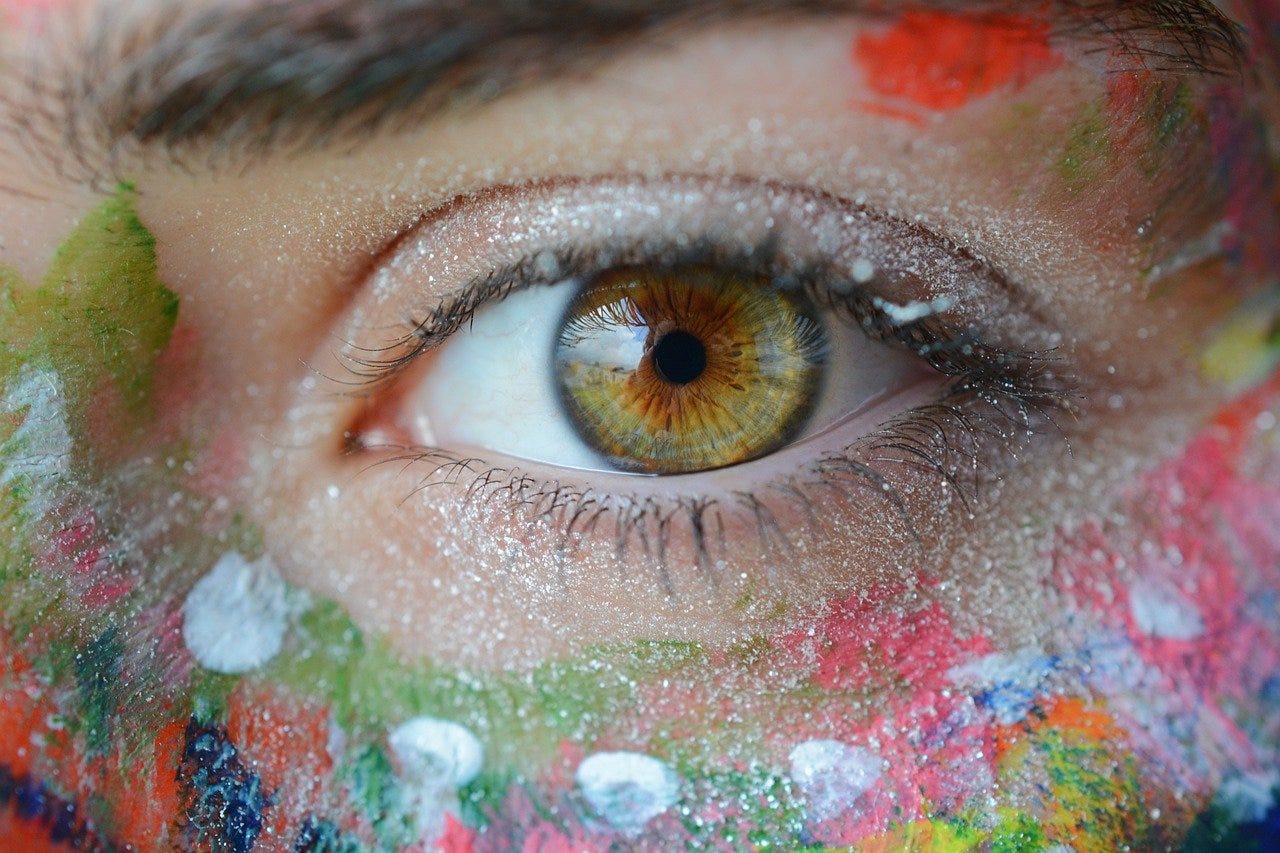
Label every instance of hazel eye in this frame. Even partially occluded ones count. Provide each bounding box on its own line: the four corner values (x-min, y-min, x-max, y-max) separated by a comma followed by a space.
357, 177, 1050, 483
395, 262, 927, 477
555, 266, 827, 474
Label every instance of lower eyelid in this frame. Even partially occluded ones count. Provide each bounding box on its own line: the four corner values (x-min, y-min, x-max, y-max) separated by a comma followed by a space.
334, 374, 1069, 598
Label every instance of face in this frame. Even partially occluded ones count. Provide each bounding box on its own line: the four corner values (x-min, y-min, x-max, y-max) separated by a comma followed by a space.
1, 0, 1278, 849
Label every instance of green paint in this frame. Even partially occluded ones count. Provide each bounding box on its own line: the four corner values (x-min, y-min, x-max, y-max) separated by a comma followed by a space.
27, 183, 178, 418
680, 767, 805, 848
266, 600, 706, 772
1058, 101, 1109, 191
865, 817, 984, 851
74, 627, 125, 756
1152, 81, 1197, 149
343, 744, 415, 847
988, 808, 1050, 852
1202, 302, 1280, 388
1038, 728, 1150, 847
1, 183, 177, 424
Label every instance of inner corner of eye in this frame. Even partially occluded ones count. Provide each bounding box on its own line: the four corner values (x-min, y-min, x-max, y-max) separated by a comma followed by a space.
373, 261, 933, 480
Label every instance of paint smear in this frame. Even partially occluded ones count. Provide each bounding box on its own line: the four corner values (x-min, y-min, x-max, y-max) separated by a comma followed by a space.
853, 12, 1062, 112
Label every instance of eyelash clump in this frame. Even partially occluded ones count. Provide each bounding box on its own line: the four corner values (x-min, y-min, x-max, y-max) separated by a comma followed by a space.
344, 236, 1076, 579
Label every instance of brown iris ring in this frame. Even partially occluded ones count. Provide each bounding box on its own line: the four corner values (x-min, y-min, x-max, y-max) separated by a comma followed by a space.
553, 266, 828, 475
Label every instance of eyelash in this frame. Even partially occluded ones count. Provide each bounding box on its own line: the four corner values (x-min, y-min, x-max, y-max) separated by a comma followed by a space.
341, 234, 1077, 580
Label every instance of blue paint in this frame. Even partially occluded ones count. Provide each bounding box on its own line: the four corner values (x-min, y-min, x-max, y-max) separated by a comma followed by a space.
180, 719, 273, 853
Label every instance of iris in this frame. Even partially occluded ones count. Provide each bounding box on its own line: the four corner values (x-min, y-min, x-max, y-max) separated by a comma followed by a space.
554, 266, 828, 474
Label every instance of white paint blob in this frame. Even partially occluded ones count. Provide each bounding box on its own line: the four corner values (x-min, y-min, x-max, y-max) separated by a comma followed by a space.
873, 296, 954, 324
850, 257, 877, 283
788, 739, 883, 822
1128, 579, 1205, 640
576, 751, 681, 832
388, 717, 485, 789
388, 717, 485, 842
181, 551, 289, 674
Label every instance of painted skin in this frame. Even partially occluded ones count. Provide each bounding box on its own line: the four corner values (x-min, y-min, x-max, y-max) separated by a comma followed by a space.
1, 3, 1279, 851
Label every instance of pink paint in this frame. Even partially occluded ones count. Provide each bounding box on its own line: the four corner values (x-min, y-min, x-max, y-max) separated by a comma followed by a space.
1050, 370, 1280, 792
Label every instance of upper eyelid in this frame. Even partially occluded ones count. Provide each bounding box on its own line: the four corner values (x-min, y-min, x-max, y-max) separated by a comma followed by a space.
336, 177, 1070, 407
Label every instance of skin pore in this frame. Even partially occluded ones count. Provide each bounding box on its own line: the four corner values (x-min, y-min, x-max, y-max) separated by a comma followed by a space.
1, 1, 1279, 850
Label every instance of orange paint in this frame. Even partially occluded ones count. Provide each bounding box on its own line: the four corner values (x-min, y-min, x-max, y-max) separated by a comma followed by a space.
849, 100, 930, 127
106, 718, 185, 847
0, 810, 71, 852
854, 11, 1062, 112
993, 696, 1121, 760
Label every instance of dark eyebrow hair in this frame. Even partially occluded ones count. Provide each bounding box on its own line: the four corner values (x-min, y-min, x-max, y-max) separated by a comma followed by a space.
10, 0, 1244, 176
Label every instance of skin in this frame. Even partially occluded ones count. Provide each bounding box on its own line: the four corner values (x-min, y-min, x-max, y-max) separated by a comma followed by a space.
0, 2, 1278, 850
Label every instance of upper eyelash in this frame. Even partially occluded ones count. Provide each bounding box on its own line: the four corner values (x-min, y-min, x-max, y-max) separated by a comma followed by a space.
341, 231, 1060, 398
340, 233, 1078, 580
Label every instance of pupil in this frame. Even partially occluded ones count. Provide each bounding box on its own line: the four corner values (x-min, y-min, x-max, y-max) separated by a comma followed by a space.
652, 330, 707, 385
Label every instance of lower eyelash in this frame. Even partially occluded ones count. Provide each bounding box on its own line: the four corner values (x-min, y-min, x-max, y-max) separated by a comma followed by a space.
355, 371, 1076, 586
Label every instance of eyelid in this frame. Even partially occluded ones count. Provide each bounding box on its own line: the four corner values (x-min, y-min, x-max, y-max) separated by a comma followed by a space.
346, 174, 1062, 390
311, 174, 1085, 587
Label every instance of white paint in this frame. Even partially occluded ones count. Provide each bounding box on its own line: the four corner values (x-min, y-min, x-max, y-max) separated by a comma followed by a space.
947, 646, 1054, 725
576, 751, 681, 832
389, 717, 484, 842
850, 257, 877, 283
873, 296, 954, 324
0, 368, 72, 518
1128, 579, 1205, 640
1215, 769, 1279, 824
389, 717, 484, 789
788, 739, 883, 822
181, 551, 289, 674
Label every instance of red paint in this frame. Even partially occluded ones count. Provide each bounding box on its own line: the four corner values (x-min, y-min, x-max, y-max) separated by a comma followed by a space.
854, 12, 1062, 112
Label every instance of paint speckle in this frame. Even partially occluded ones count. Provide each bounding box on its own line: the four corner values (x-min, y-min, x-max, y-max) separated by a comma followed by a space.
1128, 579, 1205, 640
181, 552, 289, 674
874, 296, 954, 324
788, 740, 883, 822
575, 751, 680, 832
388, 717, 484, 841
851, 258, 877, 283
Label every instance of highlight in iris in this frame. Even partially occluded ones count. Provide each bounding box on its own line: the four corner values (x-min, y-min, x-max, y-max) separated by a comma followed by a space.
554, 267, 828, 474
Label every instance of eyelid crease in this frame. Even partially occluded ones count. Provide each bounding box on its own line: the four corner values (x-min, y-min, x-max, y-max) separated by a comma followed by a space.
337, 177, 1065, 401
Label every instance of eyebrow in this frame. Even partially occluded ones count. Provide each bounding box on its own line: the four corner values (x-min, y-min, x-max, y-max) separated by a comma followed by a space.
11, 0, 1244, 173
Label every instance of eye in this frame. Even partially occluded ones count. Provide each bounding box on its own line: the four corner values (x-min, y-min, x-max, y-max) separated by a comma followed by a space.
346, 175, 1065, 505
406, 263, 924, 475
